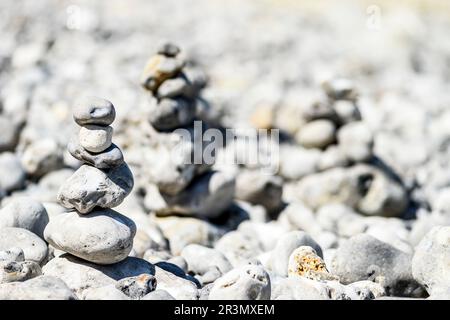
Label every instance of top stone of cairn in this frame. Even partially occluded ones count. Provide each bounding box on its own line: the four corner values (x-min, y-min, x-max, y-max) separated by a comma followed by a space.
73, 96, 116, 126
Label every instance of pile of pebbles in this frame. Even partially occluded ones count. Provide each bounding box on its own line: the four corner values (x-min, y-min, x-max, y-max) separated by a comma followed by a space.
138, 43, 236, 219
0, 0, 449, 300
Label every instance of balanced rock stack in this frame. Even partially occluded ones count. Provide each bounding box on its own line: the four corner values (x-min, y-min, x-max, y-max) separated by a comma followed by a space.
140, 43, 235, 218
44, 97, 136, 264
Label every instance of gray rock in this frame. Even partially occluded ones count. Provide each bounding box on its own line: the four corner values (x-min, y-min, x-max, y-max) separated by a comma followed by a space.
412, 226, 450, 296
141, 131, 201, 196
156, 76, 190, 99
44, 209, 136, 264
0, 116, 21, 153
167, 255, 188, 273
0, 260, 42, 283
21, 139, 64, 178
142, 289, 176, 300
195, 266, 223, 285
154, 264, 199, 300
149, 97, 196, 131
352, 165, 408, 217
409, 211, 450, 246
115, 274, 157, 299
79, 125, 113, 153
296, 119, 336, 149
0, 227, 47, 264
133, 229, 162, 258
278, 146, 320, 180
316, 204, 367, 237
0, 247, 24, 262
322, 78, 357, 101
68, 137, 124, 169
209, 264, 271, 300
237, 221, 288, 252
318, 145, 349, 171
271, 276, 330, 300
38, 169, 75, 199
337, 121, 373, 162
295, 167, 360, 210
288, 246, 338, 281
42, 255, 155, 296
347, 281, 386, 300
155, 171, 235, 218
83, 285, 131, 300
0, 197, 49, 239
73, 96, 116, 126
300, 98, 337, 122
57, 163, 134, 214
0, 152, 26, 192
235, 170, 283, 213
0, 275, 77, 300
331, 234, 422, 297
333, 100, 361, 124
157, 42, 181, 57
181, 244, 232, 275
199, 283, 214, 300
154, 215, 222, 256
296, 165, 408, 217
141, 54, 185, 92
215, 231, 264, 267
269, 231, 323, 277
281, 202, 321, 236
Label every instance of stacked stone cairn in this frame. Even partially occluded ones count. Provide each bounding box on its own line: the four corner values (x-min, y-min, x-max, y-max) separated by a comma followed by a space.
140, 43, 235, 218
44, 97, 136, 265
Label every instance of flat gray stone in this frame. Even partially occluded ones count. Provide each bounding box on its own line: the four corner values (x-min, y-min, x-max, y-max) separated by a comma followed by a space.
67, 137, 124, 169
0, 227, 48, 264
0, 197, 49, 239
73, 96, 116, 126
44, 209, 136, 264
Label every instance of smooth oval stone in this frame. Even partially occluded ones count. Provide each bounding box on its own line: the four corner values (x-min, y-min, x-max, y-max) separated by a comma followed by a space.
44, 209, 136, 265
67, 136, 124, 169
0, 227, 48, 264
73, 96, 116, 126
0, 275, 77, 300
157, 42, 181, 57
0, 152, 26, 192
412, 226, 450, 295
79, 125, 113, 153
296, 119, 336, 149
0, 197, 49, 239
0, 247, 24, 262
42, 255, 155, 297
149, 98, 196, 131
57, 163, 134, 214
209, 264, 271, 300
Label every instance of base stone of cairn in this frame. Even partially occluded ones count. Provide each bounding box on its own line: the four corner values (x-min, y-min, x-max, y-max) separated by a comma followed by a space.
140, 43, 235, 219
44, 97, 136, 265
